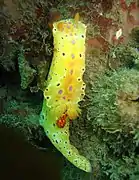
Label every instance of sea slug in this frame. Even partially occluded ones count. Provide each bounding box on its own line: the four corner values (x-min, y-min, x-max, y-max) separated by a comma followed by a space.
40, 13, 91, 172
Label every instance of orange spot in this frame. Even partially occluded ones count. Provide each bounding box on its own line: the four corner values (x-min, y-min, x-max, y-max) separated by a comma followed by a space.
57, 22, 64, 31
56, 114, 68, 128
56, 21, 75, 33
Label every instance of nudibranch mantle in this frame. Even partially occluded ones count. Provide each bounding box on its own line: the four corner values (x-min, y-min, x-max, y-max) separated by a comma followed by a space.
39, 15, 91, 172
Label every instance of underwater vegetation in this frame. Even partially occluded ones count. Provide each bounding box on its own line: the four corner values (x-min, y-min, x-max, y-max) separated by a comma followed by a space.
85, 68, 139, 179
1, 0, 139, 180
88, 68, 139, 137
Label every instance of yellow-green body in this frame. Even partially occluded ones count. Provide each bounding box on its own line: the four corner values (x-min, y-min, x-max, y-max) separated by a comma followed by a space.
40, 17, 91, 172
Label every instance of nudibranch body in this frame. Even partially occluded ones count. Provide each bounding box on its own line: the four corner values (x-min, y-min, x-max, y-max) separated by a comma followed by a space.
40, 14, 91, 172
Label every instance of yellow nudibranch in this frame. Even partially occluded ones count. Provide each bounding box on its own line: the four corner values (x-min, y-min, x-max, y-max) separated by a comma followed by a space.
39, 13, 91, 172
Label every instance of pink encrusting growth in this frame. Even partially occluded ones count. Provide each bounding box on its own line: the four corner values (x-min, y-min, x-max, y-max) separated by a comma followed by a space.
119, 0, 139, 43
87, 0, 139, 52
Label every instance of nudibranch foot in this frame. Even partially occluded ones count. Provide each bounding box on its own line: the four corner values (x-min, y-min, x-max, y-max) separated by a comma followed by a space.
40, 101, 91, 172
